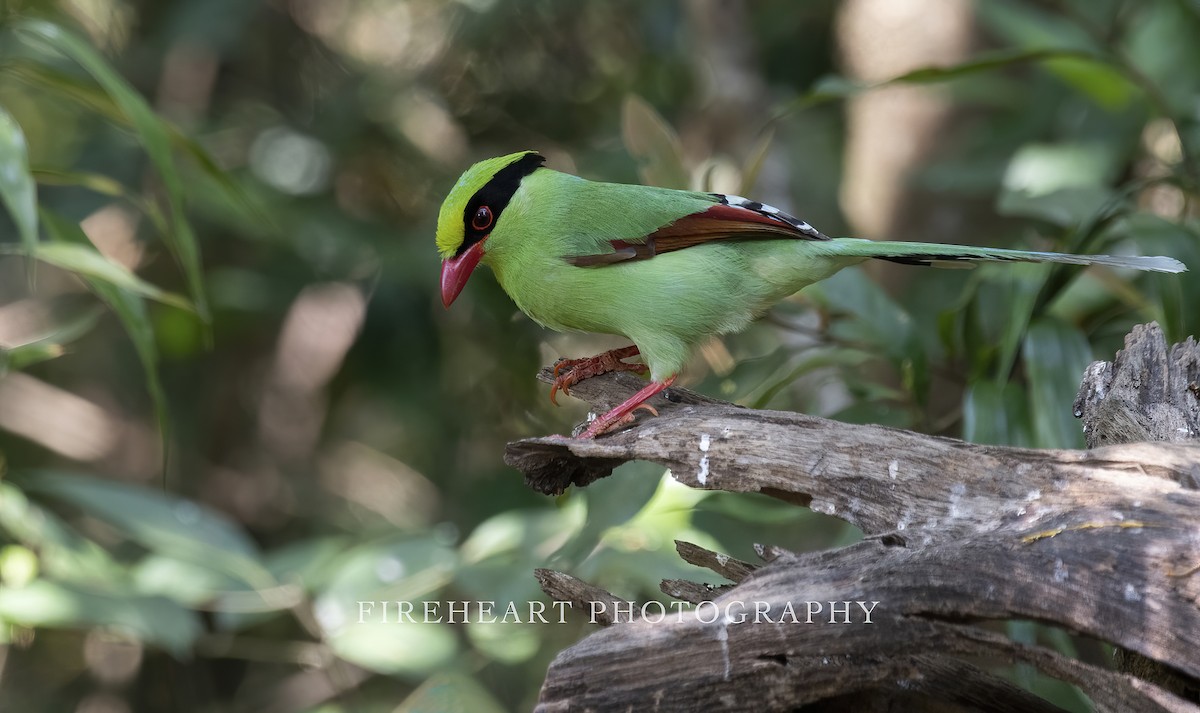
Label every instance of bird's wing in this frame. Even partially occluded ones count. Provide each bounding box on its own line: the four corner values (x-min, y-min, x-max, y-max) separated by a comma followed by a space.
566, 194, 829, 267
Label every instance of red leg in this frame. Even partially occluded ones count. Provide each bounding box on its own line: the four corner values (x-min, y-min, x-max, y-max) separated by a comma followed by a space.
550, 345, 648, 406
579, 375, 677, 439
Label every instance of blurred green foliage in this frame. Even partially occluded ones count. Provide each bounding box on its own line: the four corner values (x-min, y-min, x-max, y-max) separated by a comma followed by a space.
0, 0, 1196, 711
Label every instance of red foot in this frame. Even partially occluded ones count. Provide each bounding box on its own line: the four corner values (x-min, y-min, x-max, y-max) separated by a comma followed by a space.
579, 375, 677, 439
550, 345, 647, 406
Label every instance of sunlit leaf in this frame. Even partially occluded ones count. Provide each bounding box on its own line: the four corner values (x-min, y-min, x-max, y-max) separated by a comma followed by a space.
0, 482, 122, 583
329, 615, 457, 676
696, 491, 811, 526
466, 619, 542, 664
14, 471, 273, 588
997, 186, 1118, 227
133, 555, 292, 621
397, 672, 508, 713
315, 536, 458, 674
14, 19, 209, 322
456, 502, 585, 607
0, 105, 37, 255
0, 578, 200, 655
550, 461, 662, 568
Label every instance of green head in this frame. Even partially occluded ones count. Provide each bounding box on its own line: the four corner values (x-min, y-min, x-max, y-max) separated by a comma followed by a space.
436, 150, 545, 307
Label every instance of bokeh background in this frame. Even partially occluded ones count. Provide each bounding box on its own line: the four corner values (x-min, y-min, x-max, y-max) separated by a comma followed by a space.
0, 0, 1197, 711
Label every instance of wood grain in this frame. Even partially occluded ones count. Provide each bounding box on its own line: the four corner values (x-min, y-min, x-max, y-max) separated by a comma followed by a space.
507, 323, 1200, 712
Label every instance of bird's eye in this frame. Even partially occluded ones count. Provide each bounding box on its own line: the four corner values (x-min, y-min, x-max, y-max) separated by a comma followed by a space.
472, 206, 493, 231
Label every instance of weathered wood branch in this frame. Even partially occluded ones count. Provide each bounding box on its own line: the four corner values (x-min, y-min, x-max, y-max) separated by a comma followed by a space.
509, 324, 1200, 712
1076, 323, 1200, 700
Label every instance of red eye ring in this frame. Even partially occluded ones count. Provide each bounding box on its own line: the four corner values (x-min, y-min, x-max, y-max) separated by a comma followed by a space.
471, 205, 493, 231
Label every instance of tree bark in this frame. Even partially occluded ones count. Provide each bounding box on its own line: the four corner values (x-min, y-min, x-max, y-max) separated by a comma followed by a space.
508, 323, 1200, 712
1074, 323, 1200, 701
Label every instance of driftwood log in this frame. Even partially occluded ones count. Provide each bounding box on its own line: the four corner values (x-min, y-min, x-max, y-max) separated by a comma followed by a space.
506, 323, 1200, 712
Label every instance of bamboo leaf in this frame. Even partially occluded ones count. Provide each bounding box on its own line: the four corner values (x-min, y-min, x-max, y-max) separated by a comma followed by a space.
2, 59, 249, 220
14, 19, 209, 322
0, 238, 193, 312
0, 105, 38, 255
1, 306, 104, 372
780, 47, 1113, 116
36, 211, 176, 466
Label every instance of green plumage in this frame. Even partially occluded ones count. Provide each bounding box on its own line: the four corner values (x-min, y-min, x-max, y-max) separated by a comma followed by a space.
437, 151, 1186, 384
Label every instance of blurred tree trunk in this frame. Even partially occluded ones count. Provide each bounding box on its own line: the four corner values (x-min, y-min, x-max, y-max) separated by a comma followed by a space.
836, 0, 974, 250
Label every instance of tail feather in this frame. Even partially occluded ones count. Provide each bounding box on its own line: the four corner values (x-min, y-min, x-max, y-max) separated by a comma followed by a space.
830, 238, 1186, 274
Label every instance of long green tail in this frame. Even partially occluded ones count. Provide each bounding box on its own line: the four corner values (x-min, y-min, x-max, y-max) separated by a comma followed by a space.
826, 238, 1186, 273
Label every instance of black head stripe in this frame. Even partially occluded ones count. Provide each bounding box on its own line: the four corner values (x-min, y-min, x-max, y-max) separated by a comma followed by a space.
458, 152, 546, 256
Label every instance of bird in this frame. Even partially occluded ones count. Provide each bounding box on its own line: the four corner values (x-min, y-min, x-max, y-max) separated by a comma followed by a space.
436, 150, 1186, 439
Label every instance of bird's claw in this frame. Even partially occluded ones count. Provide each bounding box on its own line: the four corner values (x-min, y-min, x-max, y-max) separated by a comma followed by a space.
548, 346, 646, 407
585, 404, 659, 437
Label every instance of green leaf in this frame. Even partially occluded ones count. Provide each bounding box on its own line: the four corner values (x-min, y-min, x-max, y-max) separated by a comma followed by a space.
749, 347, 875, 410
0, 482, 123, 583
783, 48, 1110, 114
328, 615, 457, 676
0, 578, 200, 655
1, 306, 103, 372
38, 210, 173, 457
6, 217, 192, 311
894, 48, 1101, 83
963, 382, 1032, 447
621, 94, 689, 189
1022, 318, 1093, 449
32, 168, 168, 232
132, 555, 246, 606
315, 536, 458, 675
2, 59, 251, 229
988, 264, 1051, 386
696, 491, 812, 526
999, 142, 1121, 207
14, 19, 209, 322
809, 268, 926, 380
0, 105, 38, 255
215, 536, 350, 632
549, 461, 663, 568
14, 471, 273, 589
397, 673, 508, 713
996, 186, 1118, 227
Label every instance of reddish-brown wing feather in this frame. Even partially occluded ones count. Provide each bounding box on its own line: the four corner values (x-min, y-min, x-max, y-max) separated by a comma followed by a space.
566, 203, 825, 267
